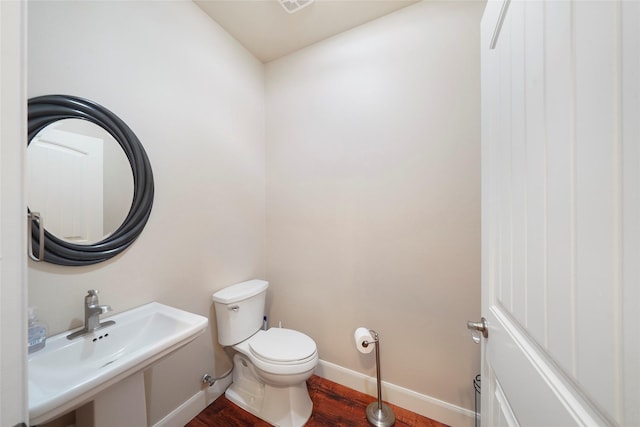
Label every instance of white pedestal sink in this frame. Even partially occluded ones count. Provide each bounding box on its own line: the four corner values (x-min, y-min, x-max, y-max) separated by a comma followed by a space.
28, 302, 208, 426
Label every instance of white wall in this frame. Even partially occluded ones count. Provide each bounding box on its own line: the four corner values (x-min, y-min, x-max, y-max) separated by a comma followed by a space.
27, 0, 483, 425
27, 1, 265, 424
265, 0, 483, 417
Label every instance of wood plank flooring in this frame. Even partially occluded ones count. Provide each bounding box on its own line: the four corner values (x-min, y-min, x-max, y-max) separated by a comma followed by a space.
186, 375, 448, 427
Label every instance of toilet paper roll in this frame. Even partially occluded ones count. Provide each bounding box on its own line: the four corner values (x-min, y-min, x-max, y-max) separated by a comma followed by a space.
354, 327, 374, 354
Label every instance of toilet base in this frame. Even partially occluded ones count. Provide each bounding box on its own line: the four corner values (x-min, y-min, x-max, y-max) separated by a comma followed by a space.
225, 354, 313, 427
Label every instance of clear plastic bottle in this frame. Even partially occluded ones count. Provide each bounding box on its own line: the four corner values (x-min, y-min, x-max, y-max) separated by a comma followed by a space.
28, 307, 48, 354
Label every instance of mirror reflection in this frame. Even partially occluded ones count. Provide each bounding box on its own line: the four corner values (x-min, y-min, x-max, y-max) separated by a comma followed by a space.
27, 119, 134, 245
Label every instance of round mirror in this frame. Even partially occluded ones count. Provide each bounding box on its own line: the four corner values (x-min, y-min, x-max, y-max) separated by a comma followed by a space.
28, 95, 154, 266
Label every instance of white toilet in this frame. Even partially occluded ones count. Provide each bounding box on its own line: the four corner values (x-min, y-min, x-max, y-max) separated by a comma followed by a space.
212, 279, 318, 427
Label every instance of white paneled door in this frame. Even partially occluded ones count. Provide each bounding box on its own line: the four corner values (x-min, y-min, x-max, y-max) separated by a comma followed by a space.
28, 128, 105, 243
480, 1, 639, 426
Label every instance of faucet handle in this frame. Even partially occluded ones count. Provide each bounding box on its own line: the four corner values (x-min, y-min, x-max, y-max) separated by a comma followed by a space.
86, 289, 100, 305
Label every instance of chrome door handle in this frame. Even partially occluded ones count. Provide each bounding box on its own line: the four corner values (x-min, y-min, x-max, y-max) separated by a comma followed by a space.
28, 211, 44, 262
467, 317, 488, 343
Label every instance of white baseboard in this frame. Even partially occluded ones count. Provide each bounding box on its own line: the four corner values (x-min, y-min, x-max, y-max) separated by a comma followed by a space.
152, 372, 232, 427
153, 360, 475, 427
315, 359, 476, 427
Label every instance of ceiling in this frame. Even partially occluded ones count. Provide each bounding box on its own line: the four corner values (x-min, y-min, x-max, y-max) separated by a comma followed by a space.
194, 0, 420, 63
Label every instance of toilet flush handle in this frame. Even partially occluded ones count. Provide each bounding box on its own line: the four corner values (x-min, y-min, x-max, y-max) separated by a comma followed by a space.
229, 305, 240, 312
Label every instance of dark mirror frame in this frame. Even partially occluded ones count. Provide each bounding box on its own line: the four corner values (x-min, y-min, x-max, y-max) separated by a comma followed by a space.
28, 94, 154, 266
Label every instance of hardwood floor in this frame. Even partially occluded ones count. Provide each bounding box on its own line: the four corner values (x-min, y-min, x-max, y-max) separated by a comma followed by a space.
186, 375, 448, 427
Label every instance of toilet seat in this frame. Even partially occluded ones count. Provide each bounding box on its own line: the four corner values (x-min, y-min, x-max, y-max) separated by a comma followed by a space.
234, 328, 318, 376
249, 328, 316, 364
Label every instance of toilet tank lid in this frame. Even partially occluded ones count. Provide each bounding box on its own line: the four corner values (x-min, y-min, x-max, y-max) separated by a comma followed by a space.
212, 279, 269, 304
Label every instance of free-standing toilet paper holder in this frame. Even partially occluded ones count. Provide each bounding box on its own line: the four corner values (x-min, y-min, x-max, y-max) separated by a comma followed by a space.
362, 329, 396, 427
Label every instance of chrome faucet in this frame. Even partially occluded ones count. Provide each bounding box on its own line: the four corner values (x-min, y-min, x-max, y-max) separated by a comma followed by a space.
67, 289, 115, 340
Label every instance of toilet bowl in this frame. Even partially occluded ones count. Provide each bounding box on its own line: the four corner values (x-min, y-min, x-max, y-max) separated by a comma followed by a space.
212, 280, 318, 427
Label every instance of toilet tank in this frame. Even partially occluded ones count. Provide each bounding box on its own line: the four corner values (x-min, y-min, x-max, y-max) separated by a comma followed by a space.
212, 279, 268, 346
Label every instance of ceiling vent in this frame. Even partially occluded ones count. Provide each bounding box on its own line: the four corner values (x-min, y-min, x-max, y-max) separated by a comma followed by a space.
278, 0, 314, 14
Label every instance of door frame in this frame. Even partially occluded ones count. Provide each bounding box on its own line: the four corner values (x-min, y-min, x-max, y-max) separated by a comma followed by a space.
0, 1, 28, 426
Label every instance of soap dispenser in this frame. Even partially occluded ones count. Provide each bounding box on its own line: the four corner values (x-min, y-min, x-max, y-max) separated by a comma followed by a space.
28, 307, 48, 354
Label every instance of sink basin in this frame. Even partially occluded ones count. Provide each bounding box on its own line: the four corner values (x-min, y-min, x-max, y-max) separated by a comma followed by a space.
28, 302, 208, 425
